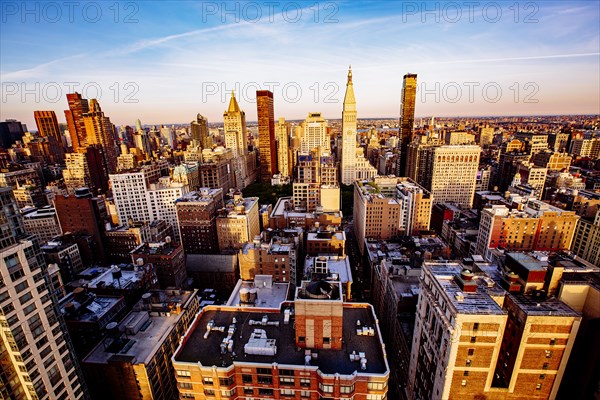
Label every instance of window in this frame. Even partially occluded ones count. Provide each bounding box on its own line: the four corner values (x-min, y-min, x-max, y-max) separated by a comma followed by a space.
281, 388, 295, 396
219, 377, 234, 387
461, 380, 467, 387
473, 323, 479, 331
319, 383, 333, 393
15, 281, 29, 293
243, 388, 253, 395
220, 389, 235, 397
257, 368, 272, 375
467, 348, 474, 356
536, 383, 542, 391
258, 388, 273, 396
542, 362, 549, 370
367, 382, 386, 391
298, 336, 305, 343
203, 377, 213, 385
540, 374, 546, 380
301, 391, 310, 398
549, 338, 556, 346
279, 369, 294, 376
258, 375, 272, 384
179, 382, 193, 389
466, 359, 472, 367
203, 388, 214, 395
323, 337, 331, 345
545, 351, 553, 358
463, 371, 469, 376
242, 375, 252, 384
280, 377, 294, 385
300, 378, 310, 387
470, 336, 476, 343
176, 370, 191, 378
180, 394, 195, 399
340, 384, 354, 393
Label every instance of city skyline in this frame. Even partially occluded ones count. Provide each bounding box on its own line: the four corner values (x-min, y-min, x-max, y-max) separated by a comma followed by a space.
1, 1, 599, 128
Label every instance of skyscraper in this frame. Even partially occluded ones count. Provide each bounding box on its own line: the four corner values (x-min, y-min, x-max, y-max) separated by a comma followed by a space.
299, 112, 329, 153
190, 113, 211, 149
34, 110, 62, 143
223, 91, 249, 189
341, 66, 357, 184
0, 187, 87, 399
399, 73, 417, 177
275, 117, 292, 178
83, 99, 118, 174
257, 90, 277, 182
64, 92, 89, 151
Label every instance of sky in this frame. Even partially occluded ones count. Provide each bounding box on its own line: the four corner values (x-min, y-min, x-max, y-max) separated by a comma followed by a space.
1, 0, 599, 129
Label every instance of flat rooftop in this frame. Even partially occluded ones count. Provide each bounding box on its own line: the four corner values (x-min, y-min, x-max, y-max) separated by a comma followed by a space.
307, 230, 346, 241
427, 262, 506, 315
304, 256, 352, 283
226, 277, 289, 308
174, 305, 387, 375
59, 292, 124, 324
186, 254, 237, 273
84, 290, 195, 365
131, 241, 180, 256
76, 265, 146, 289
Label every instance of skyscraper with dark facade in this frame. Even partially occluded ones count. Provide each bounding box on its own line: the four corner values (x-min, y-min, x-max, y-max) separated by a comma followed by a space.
64, 92, 89, 151
398, 73, 417, 177
257, 90, 277, 182
0, 119, 25, 149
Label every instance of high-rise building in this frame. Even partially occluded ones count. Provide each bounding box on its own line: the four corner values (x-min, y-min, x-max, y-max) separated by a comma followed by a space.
34, 110, 62, 144
239, 230, 299, 283
172, 281, 389, 399
64, 92, 89, 151
475, 201, 579, 259
22, 206, 62, 245
216, 192, 260, 251
224, 91, 251, 189
353, 176, 432, 254
110, 161, 187, 242
407, 259, 580, 400
0, 119, 25, 149
131, 241, 187, 289
293, 149, 340, 212
190, 113, 211, 149
64, 152, 91, 193
299, 112, 330, 153
176, 188, 224, 254
478, 125, 495, 146
257, 90, 277, 182
197, 147, 235, 194
571, 209, 600, 266
422, 145, 480, 208
398, 73, 417, 177
0, 187, 87, 400
275, 117, 292, 178
83, 99, 118, 174
54, 187, 109, 264
339, 67, 377, 185
341, 67, 358, 184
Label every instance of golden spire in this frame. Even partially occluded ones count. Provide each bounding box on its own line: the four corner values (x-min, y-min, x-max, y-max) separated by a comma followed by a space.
227, 90, 240, 113
348, 65, 352, 84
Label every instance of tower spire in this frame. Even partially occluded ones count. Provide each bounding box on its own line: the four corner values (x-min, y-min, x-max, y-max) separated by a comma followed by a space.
348, 65, 352, 84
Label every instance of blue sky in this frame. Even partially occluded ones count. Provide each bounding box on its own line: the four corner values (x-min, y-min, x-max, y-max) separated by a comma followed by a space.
1, 1, 599, 128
